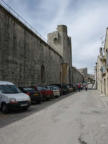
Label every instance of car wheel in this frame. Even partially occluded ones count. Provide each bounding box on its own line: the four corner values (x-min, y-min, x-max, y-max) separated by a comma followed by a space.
23, 107, 29, 111
1, 103, 8, 114
38, 100, 41, 104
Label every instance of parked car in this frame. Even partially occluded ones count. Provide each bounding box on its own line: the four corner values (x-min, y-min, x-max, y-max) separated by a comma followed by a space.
45, 86, 54, 99
0, 81, 31, 113
51, 84, 71, 95
66, 84, 73, 93
61, 85, 70, 94
72, 84, 77, 92
47, 86, 60, 98
19, 87, 42, 104
33, 86, 51, 101
50, 84, 63, 95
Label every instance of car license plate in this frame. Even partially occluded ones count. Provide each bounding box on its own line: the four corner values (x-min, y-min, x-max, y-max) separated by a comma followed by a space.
20, 104, 28, 107
34, 94, 38, 96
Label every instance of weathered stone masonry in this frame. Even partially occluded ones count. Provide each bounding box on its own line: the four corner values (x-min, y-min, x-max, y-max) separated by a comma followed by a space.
48, 25, 72, 84
72, 67, 84, 84
0, 5, 64, 86
0, 4, 85, 87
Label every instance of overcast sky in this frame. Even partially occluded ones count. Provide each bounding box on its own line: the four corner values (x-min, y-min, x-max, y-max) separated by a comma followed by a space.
2, 0, 108, 74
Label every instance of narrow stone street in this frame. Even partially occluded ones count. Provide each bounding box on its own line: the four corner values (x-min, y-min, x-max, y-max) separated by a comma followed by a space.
0, 89, 108, 144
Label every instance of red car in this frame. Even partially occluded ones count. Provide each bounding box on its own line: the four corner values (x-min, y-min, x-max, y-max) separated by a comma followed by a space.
33, 86, 53, 101
45, 86, 54, 99
19, 87, 42, 104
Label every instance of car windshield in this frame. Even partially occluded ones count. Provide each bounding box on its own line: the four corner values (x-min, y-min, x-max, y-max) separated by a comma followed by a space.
46, 86, 51, 90
52, 87, 59, 90
37, 86, 45, 90
0, 85, 21, 94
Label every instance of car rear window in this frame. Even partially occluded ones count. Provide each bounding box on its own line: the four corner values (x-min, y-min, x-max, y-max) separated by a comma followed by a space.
23, 88, 36, 92
37, 87, 45, 90
53, 87, 59, 90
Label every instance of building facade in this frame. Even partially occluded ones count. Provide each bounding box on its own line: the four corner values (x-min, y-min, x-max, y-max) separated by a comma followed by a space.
96, 28, 108, 96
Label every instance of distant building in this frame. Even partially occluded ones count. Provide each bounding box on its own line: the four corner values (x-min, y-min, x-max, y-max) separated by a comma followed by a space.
78, 68, 88, 82
72, 67, 84, 84
78, 68, 88, 76
78, 68, 94, 83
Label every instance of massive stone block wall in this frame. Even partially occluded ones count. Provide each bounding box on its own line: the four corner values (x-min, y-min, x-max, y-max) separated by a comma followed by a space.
0, 5, 63, 86
47, 25, 72, 84
72, 67, 84, 84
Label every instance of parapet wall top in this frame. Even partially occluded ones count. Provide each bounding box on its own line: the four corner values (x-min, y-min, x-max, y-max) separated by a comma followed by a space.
57, 25, 67, 34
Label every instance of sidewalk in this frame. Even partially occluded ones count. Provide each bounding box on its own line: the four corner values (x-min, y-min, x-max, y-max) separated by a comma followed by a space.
98, 91, 108, 107
79, 90, 108, 144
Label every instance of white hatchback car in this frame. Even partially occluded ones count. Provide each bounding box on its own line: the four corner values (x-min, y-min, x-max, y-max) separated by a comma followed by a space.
47, 86, 60, 98
0, 81, 31, 113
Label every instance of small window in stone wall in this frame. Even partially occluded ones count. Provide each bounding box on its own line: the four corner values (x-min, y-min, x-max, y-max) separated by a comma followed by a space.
53, 37, 58, 45
41, 65, 45, 83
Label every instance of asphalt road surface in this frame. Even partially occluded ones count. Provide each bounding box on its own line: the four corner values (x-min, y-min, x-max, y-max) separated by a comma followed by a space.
0, 88, 108, 144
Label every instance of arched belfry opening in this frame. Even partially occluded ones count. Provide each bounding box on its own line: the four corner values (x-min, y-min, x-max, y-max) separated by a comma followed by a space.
41, 65, 45, 83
